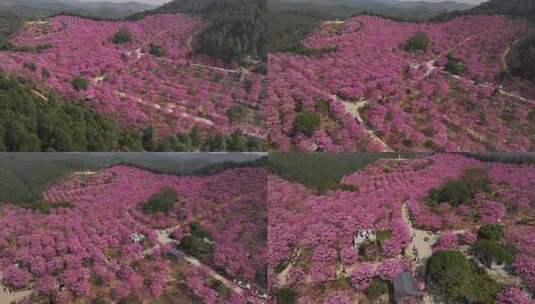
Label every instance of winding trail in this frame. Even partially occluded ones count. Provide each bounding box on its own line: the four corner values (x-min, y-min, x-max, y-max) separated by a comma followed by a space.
502, 44, 511, 71
0, 274, 32, 304
334, 95, 393, 152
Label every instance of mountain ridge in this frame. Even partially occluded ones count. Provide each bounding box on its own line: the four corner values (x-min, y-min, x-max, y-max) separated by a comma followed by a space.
433, 0, 535, 22
0, 0, 155, 19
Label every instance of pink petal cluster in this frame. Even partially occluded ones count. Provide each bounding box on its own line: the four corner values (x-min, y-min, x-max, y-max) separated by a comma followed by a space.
269, 153, 535, 296
267, 15, 535, 151
0, 165, 267, 302
495, 287, 534, 304
432, 232, 459, 252
350, 263, 376, 292
376, 258, 407, 281
0, 13, 265, 138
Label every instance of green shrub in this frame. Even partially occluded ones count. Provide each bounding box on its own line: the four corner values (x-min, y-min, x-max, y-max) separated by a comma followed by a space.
91, 298, 106, 304
423, 139, 439, 151
330, 183, 359, 192
293, 111, 320, 137
112, 28, 133, 44
445, 53, 467, 75
275, 259, 289, 273
19, 195, 73, 214
367, 278, 389, 301
23, 62, 36, 71
472, 239, 515, 268
315, 99, 331, 115
41, 68, 50, 78
226, 104, 252, 123
477, 224, 502, 241
72, 76, 88, 91
141, 187, 177, 214
149, 43, 165, 57
426, 250, 475, 301
404, 33, 429, 52
177, 235, 213, 259
426, 250, 501, 303
508, 33, 535, 81
255, 267, 267, 289
189, 222, 212, 240
275, 288, 298, 304
292, 45, 338, 57
426, 168, 490, 207
359, 241, 381, 261
207, 278, 230, 297
376, 230, 392, 243
528, 109, 535, 123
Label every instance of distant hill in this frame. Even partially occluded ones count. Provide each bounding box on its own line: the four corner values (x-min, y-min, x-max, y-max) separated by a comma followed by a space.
0, 152, 265, 204
131, 0, 267, 62
266, 0, 472, 53
274, 0, 473, 19
267, 2, 356, 52
149, 0, 239, 15
468, 0, 535, 19
433, 0, 535, 22
431, 0, 535, 81
0, 10, 21, 46
0, 0, 155, 19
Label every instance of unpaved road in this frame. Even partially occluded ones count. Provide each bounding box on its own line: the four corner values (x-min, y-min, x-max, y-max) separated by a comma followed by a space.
402, 203, 440, 264
0, 274, 32, 304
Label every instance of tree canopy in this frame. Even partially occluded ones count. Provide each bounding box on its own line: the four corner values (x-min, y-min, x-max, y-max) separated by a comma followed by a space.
426, 250, 501, 303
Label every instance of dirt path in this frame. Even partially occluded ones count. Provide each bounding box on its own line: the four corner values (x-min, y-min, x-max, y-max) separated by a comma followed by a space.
143, 223, 188, 256
189, 63, 242, 74
0, 288, 32, 304
335, 95, 393, 152
276, 248, 304, 286
182, 253, 245, 295
0, 274, 32, 304
469, 253, 524, 287
501, 38, 521, 72
502, 44, 511, 71
30, 90, 48, 101
402, 203, 440, 264
143, 225, 267, 301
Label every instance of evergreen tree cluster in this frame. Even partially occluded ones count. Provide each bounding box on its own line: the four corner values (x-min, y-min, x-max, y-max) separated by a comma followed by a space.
0, 10, 21, 50
0, 73, 265, 152
131, 0, 267, 62
508, 33, 535, 81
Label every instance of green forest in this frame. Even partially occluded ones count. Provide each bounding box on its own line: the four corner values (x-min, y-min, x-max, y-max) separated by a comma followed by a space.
132, 0, 267, 62
266, 1, 356, 53
0, 10, 21, 49
0, 73, 265, 152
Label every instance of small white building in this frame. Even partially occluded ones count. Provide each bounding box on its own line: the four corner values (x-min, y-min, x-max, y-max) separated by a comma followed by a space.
353, 229, 376, 249
131, 233, 145, 243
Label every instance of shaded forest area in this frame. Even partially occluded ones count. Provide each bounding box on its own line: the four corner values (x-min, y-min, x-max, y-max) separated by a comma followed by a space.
266, 1, 437, 54
266, 2, 356, 53
0, 73, 265, 152
131, 0, 267, 62
0, 10, 21, 49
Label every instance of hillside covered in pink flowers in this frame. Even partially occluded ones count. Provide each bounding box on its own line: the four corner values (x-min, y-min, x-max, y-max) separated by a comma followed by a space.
267, 15, 535, 152
0, 164, 267, 303
0, 13, 266, 141
268, 154, 535, 303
